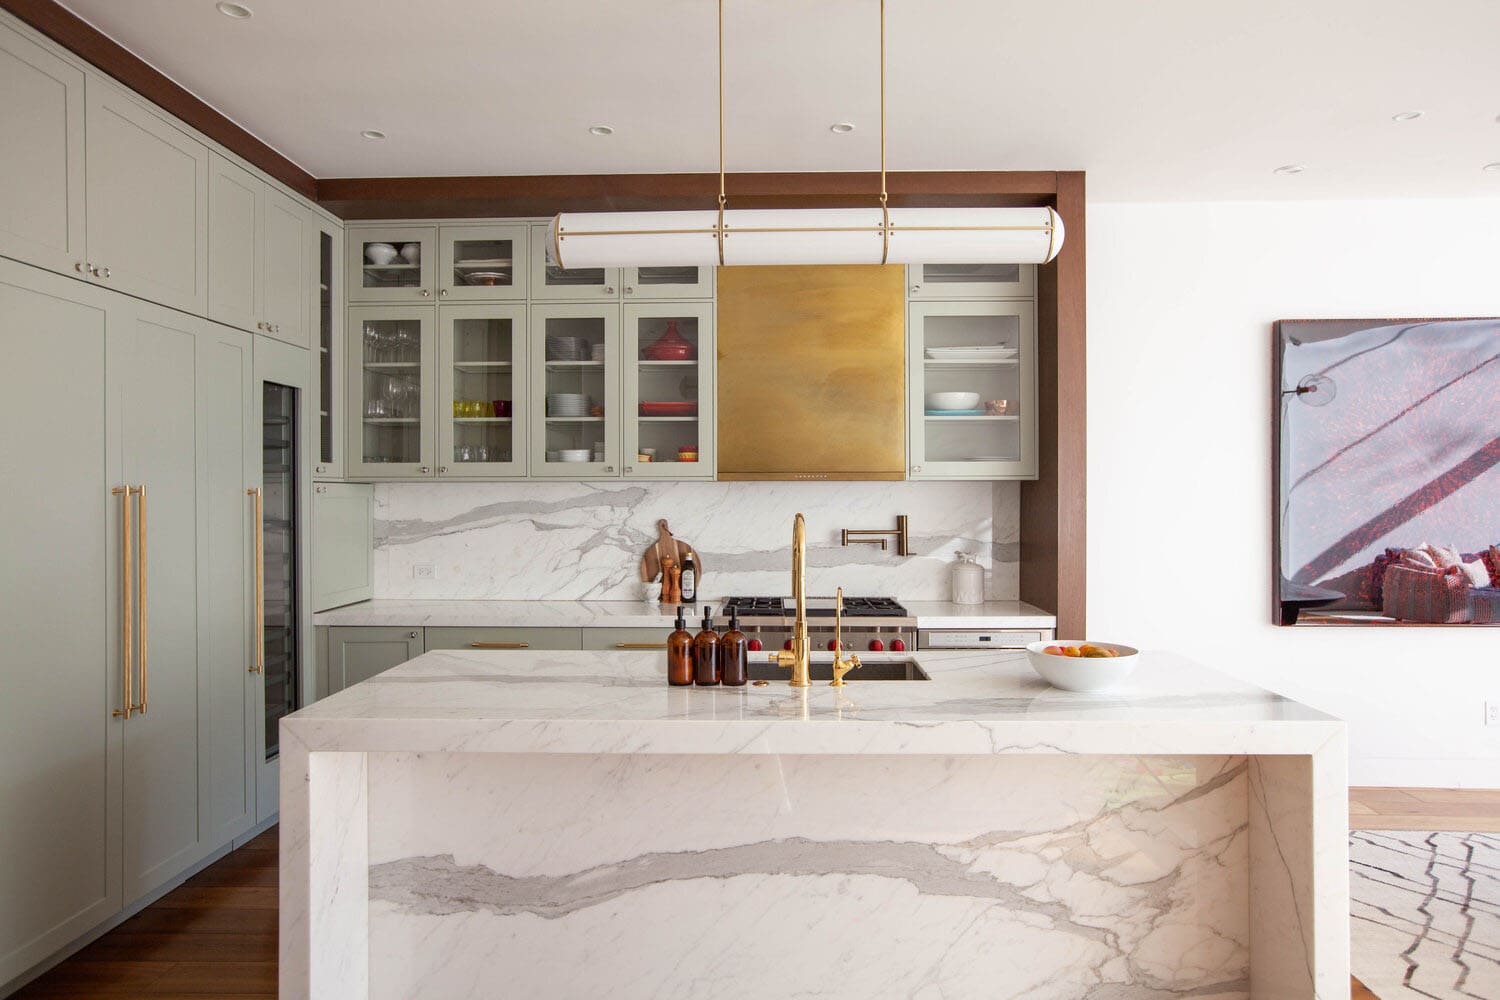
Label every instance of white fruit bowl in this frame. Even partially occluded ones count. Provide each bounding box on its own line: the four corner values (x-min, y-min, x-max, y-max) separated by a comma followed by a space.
1025, 640, 1140, 691
925, 391, 981, 411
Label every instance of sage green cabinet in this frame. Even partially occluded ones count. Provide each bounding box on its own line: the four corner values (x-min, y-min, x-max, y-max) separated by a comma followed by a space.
260, 187, 310, 348
347, 305, 437, 477
325, 626, 424, 694
85, 81, 209, 315
529, 222, 619, 300
312, 483, 374, 612
580, 628, 670, 651
312, 219, 345, 478
0, 18, 86, 277
208, 153, 311, 348
425, 626, 582, 651
347, 225, 436, 303
439, 223, 529, 302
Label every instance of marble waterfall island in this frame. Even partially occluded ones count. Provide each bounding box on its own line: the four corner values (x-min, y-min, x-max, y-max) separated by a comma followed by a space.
280, 649, 1347, 1000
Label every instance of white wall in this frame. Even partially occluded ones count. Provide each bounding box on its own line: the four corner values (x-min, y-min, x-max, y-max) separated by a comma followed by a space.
1087, 198, 1500, 787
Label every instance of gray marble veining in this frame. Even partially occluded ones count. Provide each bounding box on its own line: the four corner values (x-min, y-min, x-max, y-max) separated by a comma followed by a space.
372, 480, 1016, 601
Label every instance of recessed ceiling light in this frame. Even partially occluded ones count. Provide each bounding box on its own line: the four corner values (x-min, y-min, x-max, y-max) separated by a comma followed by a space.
1391, 110, 1423, 122
359, 129, 386, 141
829, 122, 856, 134
215, 2, 252, 18
1273, 164, 1306, 175
588, 125, 614, 136
1483, 162, 1500, 173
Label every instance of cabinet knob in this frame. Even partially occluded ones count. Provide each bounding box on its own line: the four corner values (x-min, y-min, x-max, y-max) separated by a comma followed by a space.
623, 286, 634, 295
438, 466, 448, 474
315, 485, 327, 494
910, 284, 921, 293
623, 466, 632, 474
271, 324, 280, 334
603, 286, 615, 295
316, 464, 327, 473
99, 266, 111, 279
603, 465, 614, 473
439, 288, 448, 297
912, 465, 923, 474
419, 465, 431, 474
420, 289, 431, 297
75, 261, 88, 274
409, 631, 419, 639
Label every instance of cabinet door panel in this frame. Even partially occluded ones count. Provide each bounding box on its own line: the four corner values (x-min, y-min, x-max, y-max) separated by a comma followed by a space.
326, 627, 424, 693
0, 263, 121, 983
312, 222, 344, 478
85, 83, 208, 314
261, 190, 309, 348
117, 304, 205, 903
312, 484, 374, 612
0, 20, 85, 275
424, 627, 581, 651
207, 154, 260, 333
198, 324, 256, 849
347, 305, 436, 478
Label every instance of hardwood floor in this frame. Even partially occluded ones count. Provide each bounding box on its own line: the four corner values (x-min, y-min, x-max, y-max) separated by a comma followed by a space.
11, 828, 277, 999
1350, 785, 1500, 832
12, 789, 1500, 999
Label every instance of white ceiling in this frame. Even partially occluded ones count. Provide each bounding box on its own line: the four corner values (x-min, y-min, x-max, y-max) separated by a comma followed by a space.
56, 0, 1500, 201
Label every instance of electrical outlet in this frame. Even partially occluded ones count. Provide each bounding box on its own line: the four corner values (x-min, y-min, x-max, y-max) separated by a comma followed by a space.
1487, 701, 1500, 727
413, 563, 436, 580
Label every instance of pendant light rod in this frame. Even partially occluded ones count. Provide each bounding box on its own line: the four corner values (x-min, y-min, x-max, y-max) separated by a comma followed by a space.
547, 0, 1064, 269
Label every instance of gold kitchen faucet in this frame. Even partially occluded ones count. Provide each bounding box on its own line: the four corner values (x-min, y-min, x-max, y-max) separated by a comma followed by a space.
768, 514, 861, 687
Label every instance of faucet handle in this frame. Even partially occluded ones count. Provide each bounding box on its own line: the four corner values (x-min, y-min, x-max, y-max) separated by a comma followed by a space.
830, 653, 862, 687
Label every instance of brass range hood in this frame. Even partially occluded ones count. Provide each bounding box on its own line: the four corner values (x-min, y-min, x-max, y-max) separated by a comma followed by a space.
716, 264, 907, 480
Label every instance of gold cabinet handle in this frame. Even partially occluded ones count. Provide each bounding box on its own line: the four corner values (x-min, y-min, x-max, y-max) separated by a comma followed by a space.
112, 486, 134, 719
247, 487, 264, 673
469, 641, 529, 649
614, 643, 666, 650
133, 486, 147, 714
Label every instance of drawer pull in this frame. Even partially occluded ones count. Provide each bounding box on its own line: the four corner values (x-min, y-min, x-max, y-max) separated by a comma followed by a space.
614, 642, 666, 650
470, 641, 529, 650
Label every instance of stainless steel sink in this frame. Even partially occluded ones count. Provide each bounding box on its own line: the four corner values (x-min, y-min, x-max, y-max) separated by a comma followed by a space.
746, 659, 930, 682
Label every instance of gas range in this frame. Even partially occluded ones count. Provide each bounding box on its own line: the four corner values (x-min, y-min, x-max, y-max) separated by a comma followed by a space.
715, 596, 915, 653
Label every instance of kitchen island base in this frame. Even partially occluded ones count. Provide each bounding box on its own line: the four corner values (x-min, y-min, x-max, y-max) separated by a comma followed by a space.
279, 650, 1346, 999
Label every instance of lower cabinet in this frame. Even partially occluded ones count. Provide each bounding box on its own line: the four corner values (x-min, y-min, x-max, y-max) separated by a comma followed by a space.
579, 628, 670, 651
0, 258, 259, 986
324, 626, 425, 696
424, 626, 582, 652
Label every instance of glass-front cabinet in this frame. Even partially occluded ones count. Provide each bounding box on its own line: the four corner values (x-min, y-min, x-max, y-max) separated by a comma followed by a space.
622, 265, 715, 300
529, 223, 620, 300
907, 300, 1037, 480
347, 306, 435, 477
438, 304, 528, 478
439, 224, 529, 301
907, 262, 1035, 300
348, 226, 436, 302
622, 302, 715, 479
260, 380, 300, 759
530, 304, 619, 477
312, 221, 344, 478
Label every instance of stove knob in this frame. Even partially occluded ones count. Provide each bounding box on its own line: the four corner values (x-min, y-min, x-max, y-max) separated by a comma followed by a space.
890, 638, 907, 652
784, 639, 794, 651
827, 639, 842, 652
747, 639, 763, 652
868, 639, 885, 652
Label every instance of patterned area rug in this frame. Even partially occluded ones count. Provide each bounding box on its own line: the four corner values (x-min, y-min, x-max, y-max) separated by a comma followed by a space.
1350, 831, 1500, 998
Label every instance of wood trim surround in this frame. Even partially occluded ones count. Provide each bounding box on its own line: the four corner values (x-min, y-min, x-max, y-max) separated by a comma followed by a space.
316, 170, 1059, 220
0, 0, 316, 199
1023, 171, 1086, 637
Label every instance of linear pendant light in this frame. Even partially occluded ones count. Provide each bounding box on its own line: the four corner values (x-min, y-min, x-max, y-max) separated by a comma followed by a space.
547, 0, 1063, 270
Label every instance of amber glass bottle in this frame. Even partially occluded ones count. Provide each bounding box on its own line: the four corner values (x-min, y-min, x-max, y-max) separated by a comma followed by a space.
719, 611, 748, 686
692, 605, 721, 686
667, 606, 693, 686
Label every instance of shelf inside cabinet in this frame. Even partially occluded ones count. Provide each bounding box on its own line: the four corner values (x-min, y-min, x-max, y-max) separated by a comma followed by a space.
546, 416, 604, 423
545, 360, 604, 369
924, 414, 1020, 422
636, 360, 697, 368
454, 417, 512, 424
923, 360, 1020, 370
638, 416, 698, 423
453, 362, 513, 373
364, 263, 419, 270
364, 417, 420, 425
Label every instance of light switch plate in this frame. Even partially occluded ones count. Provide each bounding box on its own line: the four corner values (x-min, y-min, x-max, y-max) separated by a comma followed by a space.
413, 563, 436, 580
1486, 701, 1499, 726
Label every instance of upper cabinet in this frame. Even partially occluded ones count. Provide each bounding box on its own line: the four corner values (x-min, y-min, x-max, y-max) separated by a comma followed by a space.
622, 265, 714, 300
260, 188, 311, 348
312, 220, 344, 479
346, 305, 435, 478
85, 82, 209, 315
621, 301, 714, 480
0, 19, 86, 276
529, 223, 619, 300
209, 153, 313, 347
347, 226, 436, 302
906, 262, 1035, 300
438, 224, 529, 302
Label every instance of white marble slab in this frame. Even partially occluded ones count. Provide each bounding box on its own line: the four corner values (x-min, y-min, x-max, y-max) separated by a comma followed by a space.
283, 648, 1340, 758
371, 480, 1018, 601
312, 597, 1057, 629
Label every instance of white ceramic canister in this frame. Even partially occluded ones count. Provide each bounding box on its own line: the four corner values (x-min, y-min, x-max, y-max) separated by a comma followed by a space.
951, 552, 984, 605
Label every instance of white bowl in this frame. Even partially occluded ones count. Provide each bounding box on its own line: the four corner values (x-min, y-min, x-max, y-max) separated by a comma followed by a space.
1024, 640, 1140, 691
365, 242, 398, 265
926, 391, 981, 411
399, 242, 421, 264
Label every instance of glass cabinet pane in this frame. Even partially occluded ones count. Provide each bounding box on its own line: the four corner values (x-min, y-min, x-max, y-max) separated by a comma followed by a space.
360, 239, 422, 289
440, 305, 526, 476
908, 301, 1037, 479
441, 225, 528, 300
624, 303, 714, 478
347, 226, 434, 302
262, 381, 299, 758
531, 306, 617, 475
317, 230, 335, 469
356, 316, 425, 468
623, 265, 714, 299
908, 262, 1034, 299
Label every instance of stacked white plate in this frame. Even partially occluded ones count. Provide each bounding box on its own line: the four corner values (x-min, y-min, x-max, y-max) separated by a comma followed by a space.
546, 336, 590, 361
546, 392, 590, 416
925, 344, 1019, 362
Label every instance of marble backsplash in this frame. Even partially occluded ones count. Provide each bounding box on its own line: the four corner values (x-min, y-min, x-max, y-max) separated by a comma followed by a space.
373, 481, 1018, 601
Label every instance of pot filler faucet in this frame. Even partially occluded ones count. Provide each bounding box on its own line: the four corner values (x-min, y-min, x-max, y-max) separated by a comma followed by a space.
768, 514, 863, 687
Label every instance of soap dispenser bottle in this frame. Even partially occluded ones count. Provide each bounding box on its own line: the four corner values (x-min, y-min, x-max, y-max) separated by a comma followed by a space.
667, 606, 694, 686
719, 611, 748, 686
692, 605, 721, 686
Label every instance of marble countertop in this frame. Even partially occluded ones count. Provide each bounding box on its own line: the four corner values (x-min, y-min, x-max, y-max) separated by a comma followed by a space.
312, 598, 1057, 630
282, 647, 1340, 757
